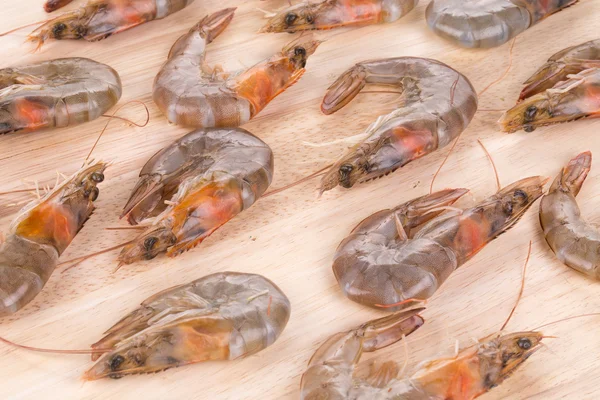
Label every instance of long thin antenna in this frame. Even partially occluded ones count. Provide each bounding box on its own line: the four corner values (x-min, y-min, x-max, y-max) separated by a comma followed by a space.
0, 19, 49, 37
58, 240, 134, 273
533, 313, 600, 331
0, 336, 110, 355
477, 138, 501, 192
429, 136, 461, 194
263, 164, 332, 197
500, 240, 532, 331
478, 37, 517, 97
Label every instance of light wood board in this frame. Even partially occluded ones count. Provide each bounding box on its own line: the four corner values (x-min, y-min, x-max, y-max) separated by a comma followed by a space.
1, 0, 600, 399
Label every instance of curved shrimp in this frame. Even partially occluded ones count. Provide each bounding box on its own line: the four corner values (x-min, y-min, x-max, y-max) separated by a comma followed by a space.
259, 0, 418, 33
118, 127, 273, 264
300, 308, 425, 399
540, 152, 600, 279
499, 67, 600, 133
518, 39, 600, 100
44, 0, 74, 12
153, 8, 321, 128
0, 162, 106, 316
426, 0, 579, 49
28, 0, 194, 50
0, 58, 121, 135
333, 178, 546, 311
84, 271, 290, 379
301, 318, 543, 399
319, 57, 477, 194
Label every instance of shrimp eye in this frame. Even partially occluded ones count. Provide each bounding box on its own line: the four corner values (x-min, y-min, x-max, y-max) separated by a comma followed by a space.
306, 15, 314, 23
340, 164, 354, 175
144, 237, 158, 251
513, 189, 527, 203
90, 172, 104, 182
109, 355, 125, 371
295, 47, 306, 57
285, 13, 297, 26
517, 338, 532, 350
52, 23, 66, 38
524, 106, 538, 121
89, 187, 99, 202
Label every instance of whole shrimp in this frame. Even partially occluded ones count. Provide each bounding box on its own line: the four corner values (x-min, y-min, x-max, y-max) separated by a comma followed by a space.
118, 127, 273, 264
259, 0, 418, 33
300, 310, 543, 399
84, 271, 290, 379
539, 152, 600, 279
153, 8, 321, 128
333, 178, 545, 310
518, 39, 600, 100
0, 58, 121, 135
28, 0, 194, 50
0, 162, 106, 316
426, 0, 579, 49
500, 67, 600, 132
319, 57, 477, 193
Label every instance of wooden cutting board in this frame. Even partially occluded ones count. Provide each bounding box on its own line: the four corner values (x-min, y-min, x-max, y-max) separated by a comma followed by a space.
1, 0, 599, 399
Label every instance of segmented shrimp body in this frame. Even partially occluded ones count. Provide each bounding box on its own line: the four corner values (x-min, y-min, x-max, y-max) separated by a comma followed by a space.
334, 179, 545, 310
539, 152, 600, 279
426, 0, 578, 48
153, 8, 321, 128
29, 0, 194, 49
84, 272, 290, 379
0, 58, 121, 135
500, 67, 600, 132
259, 0, 418, 33
0, 162, 106, 316
302, 318, 542, 400
519, 39, 600, 100
118, 127, 273, 264
319, 57, 477, 193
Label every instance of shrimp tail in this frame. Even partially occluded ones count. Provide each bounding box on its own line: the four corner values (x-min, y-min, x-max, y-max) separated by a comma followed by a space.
550, 151, 591, 196
195, 7, 236, 43
321, 65, 367, 115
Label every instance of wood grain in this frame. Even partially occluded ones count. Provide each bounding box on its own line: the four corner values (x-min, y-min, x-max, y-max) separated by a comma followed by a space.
1, 0, 599, 399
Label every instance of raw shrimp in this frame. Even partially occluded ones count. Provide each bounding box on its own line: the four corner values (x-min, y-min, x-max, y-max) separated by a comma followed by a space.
84, 271, 290, 379
0, 162, 106, 316
319, 57, 477, 193
300, 308, 425, 399
500, 67, 600, 133
519, 39, 600, 100
259, 0, 418, 33
0, 58, 121, 135
301, 313, 543, 399
153, 8, 321, 128
118, 127, 273, 264
28, 0, 195, 50
44, 0, 74, 13
333, 178, 546, 310
539, 152, 600, 279
426, 0, 578, 49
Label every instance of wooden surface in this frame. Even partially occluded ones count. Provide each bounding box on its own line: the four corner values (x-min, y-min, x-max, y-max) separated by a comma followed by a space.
1, 0, 600, 399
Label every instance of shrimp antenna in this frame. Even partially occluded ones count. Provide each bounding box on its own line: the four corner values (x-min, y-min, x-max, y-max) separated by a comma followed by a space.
500, 240, 532, 331
533, 313, 600, 331
0, 335, 110, 355
263, 164, 332, 197
58, 240, 134, 273
83, 100, 150, 166
0, 19, 52, 37
478, 37, 517, 97
429, 136, 461, 194
477, 138, 501, 192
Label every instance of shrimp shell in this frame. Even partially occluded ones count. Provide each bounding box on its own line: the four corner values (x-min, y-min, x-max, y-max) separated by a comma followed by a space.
84, 272, 290, 379
426, 0, 579, 48
0, 162, 106, 316
118, 127, 273, 264
0, 58, 121, 135
319, 57, 477, 193
539, 152, 600, 279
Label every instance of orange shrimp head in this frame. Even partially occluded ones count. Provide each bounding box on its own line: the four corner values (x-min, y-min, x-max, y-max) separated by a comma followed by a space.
487, 332, 543, 387
260, 3, 326, 33
118, 227, 177, 264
